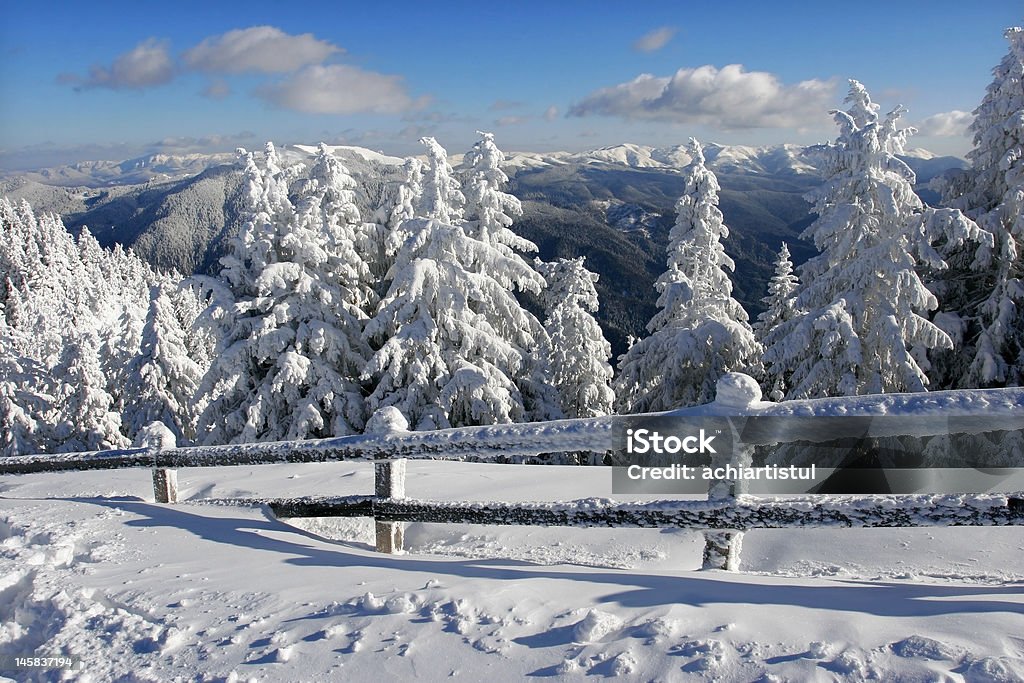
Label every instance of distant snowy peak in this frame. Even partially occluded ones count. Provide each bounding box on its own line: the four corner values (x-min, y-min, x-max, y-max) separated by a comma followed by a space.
115, 152, 238, 175
4, 141, 964, 190
498, 142, 823, 176
291, 144, 405, 167
3, 144, 404, 189
8, 152, 240, 188
578, 143, 666, 168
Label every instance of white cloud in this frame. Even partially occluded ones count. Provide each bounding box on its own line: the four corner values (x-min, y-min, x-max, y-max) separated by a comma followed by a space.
633, 26, 677, 53
495, 115, 529, 127
183, 26, 341, 74
569, 64, 835, 130
202, 79, 231, 100
150, 132, 256, 153
61, 38, 175, 90
543, 105, 559, 122
916, 110, 974, 137
257, 64, 420, 114
489, 99, 524, 111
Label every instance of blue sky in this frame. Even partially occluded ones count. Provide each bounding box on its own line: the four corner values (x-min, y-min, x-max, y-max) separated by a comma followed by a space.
0, 1, 1020, 169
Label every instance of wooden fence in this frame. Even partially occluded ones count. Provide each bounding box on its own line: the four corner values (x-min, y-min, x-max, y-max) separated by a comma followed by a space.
2, 373, 1023, 571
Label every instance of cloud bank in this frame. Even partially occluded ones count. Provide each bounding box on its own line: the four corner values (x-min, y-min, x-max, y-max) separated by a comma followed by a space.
61, 38, 175, 90
182, 26, 341, 74
570, 64, 835, 130
916, 110, 974, 137
633, 26, 676, 53
258, 65, 419, 114
59, 26, 421, 115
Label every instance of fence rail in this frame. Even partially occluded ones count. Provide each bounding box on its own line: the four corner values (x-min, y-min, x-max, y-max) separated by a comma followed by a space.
203, 493, 1024, 529
3, 373, 1024, 570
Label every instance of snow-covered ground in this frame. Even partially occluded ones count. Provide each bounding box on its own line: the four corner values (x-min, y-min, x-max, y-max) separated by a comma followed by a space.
1, 461, 1023, 682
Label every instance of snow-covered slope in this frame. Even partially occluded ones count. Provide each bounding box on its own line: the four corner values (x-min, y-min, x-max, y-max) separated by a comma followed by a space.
4, 152, 240, 188
1, 461, 1022, 682
292, 144, 405, 167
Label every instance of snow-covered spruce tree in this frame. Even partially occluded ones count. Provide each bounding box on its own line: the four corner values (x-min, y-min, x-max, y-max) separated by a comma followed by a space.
772, 81, 983, 398
385, 158, 424, 231
0, 200, 29, 310
535, 257, 614, 418
461, 131, 556, 421
170, 277, 216, 372
932, 27, 1024, 387
122, 285, 204, 444
755, 243, 801, 401
462, 131, 533, 251
0, 329, 53, 456
0, 375, 41, 456
363, 137, 546, 429
614, 138, 760, 411
303, 142, 379, 317
418, 137, 465, 224
367, 157, 426, 293
198, 144, 371, 444
363, 215, 545, 429
102, 244, 163, 422
51, 329, 128, 452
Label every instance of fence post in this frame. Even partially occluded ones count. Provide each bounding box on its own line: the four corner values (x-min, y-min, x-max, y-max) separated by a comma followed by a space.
366, 407, 410, 554
136, 422, 178, 504
375, 459, 406, 554
701, 374, 760, 571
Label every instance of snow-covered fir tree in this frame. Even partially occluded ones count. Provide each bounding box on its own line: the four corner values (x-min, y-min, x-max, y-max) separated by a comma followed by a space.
0, 194, 223, 452
462, 132, 533, 253
0, 335, 51, 456
755, 243, 801, 401
367, 157, 425, 291
122, 285, 204, 444
770, 81, 983, 398
535, 257, 614, 418
933, 26, 1024, 387
614, 138, 760, 411
51, 329, 128, 452
363, 138, 545, 429
462, 131, 557, 421
418, 137, 465, 225
198, 144, 370, 444
386, 158, 424, 231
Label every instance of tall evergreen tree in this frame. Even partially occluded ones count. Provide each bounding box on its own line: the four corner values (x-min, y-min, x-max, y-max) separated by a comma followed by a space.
615, 138, 760, 411
198, 144, 370, 444
418, 137, 465, 224
773, 81, 982, 398
123, 285, 204, 444
536, 257, 614, 418
462, 131, 532, 253
462, 132, 554, 421
364, 135, 550, 429
0, 336, 50, 456
756, 243, 801, 401
934, 26, 1024, 387
51, 329, 128, 452
363, 214, 545, 428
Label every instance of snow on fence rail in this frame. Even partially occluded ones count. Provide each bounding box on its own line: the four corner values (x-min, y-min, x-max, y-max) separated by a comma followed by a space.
2, 373, 1024, 569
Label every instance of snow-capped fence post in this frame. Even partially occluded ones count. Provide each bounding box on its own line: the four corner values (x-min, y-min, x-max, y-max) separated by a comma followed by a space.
374, 459, 406, 553
701, 374, 760, 571
367, 408, 410, 554
136, 422, 178, 504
